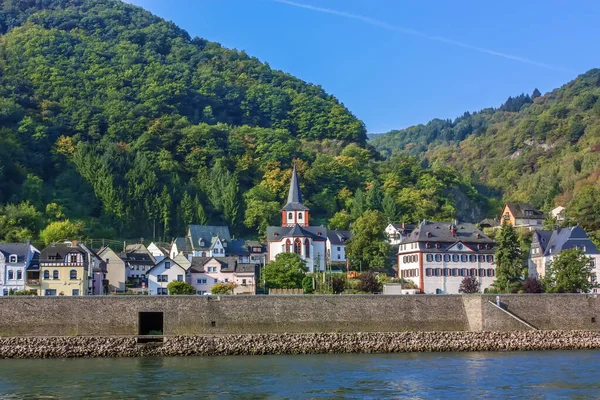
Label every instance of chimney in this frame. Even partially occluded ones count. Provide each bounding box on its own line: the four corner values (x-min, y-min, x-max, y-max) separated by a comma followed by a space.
71, 240, 78, 247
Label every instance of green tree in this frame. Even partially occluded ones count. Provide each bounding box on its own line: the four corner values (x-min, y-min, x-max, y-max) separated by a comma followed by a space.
263, 253, 308, 289
350, 188, 365, 220
346, 210, 390, 270
382, 192, 399, 223
302, 275, 313, 294
0, 202, 42, 242
167, 281, 196, 295
156, 186, 172, 240
180, 191, 195, 228
21, 174, 44, 209
328, 210, 352, 230
195, 196, 209, 226
244, 199, 279, 237
494, 222, 524, 292
39, 220, 85, 245
542, 249, 593, 293
366, 182, 383, 211
459, 276, 481, 293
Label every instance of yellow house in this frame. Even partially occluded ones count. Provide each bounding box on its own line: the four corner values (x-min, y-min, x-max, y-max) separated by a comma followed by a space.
29, 242, 107, 296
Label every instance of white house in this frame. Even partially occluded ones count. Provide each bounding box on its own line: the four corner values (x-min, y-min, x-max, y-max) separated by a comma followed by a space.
146, 258, 187, 295
188, 256, 256, 295
266, 165, 327, 272
147, 242, 169, 262
398, 221, 497, 294
171, 226, 231, 259
385, 223, 415, 245
0, 242, 39, 295
550, 206, 566, 222
529, 226, 600, 291
326, 230, 351, 269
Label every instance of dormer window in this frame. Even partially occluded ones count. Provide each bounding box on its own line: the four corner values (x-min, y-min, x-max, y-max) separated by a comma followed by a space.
298, 213, 303, 220
199, 240, 204, 247
288, 212, 293, 220
436, 243, 441, 249
8, 255, 17, 263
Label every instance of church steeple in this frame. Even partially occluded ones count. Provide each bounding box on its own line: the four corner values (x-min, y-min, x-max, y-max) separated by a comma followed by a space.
282, 164, 309, 226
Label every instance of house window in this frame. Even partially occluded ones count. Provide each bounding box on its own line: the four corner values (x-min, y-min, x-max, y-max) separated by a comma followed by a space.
165, 262, 171, 269
72, 289, 80, 296
478, 255, 485, 263
53, 270, 59, 280
298, 213, 303, 220
452, 255, 459, 262
444, 268, 450, 277
452, 268, 458, 276
8, 270, 13, 280
469, 255, 476, 262
425, 268, 432, 277
9, 255, 17, 263
426, 254, 433, 262
460, 269, 467, 277
106, 258, 109, 263
444, 255, 450, 262
157, 288, 168, 295
337, 254, 341, 260
488, 269, 495, 277
70, 254, 78, 264
70, 270, 77, 280
305, 239, 310, 257
43, 270, 50, 279
214, 279, 218, 284
17, 270, 22, 280
435, 255, 442, 262
285, 239, 291, 253
294, 238, 302, 255
177, 275, 183, 282
158, 275, 168, 282
487, 255, 494, 263
224, 278, 229, 283
470, 268, 477, 277
461, 255, 467, 262
288, 212, 293, 220
45, 289, 57, 296
435, 268, 442, 277
478, 269, 485, 277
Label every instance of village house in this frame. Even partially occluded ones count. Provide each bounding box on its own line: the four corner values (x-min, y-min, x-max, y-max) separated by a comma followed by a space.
266, 165, 328, 272
385, 223, 415, 245
326, 230, 351, 269
501, 203, 545, 230
97, 246, 127, 293
397, 220, 497, 294
146, 258, 186, 295
528, 226, 600, 290
170, 225, 231, 259
187, 256, 256, 295
122, 244, 156, 287
33, 242, 107, 296
0, 242, 39, 296
147, 242, 170, 262
550, 206, 566, 222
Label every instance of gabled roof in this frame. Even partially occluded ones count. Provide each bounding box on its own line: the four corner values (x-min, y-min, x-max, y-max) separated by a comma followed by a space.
146, 257, 184, 275
0, 243, 31, 263
532, 230, 554, 254
479, 218, 501, 228
504, 203, 544, 219
188, 256, 239, 273
389, 223, 415, 231
327, 230, 352, 245
267, 224, 327, 241
226, 239, 250, 256
187, 225, 231, 250
404, 220, 494, 244
543, 226, 599, 256
40, 243, 88, 261
282, 165, 309, 211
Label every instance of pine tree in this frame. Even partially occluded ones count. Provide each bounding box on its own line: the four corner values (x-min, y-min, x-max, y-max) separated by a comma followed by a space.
195, 196, 208, 225
157, 186, 172, 240
532, 88, 541, 99
382, 192, 398, 223
222, 176, 239, 228
494, 222, 524, 292
180, 191, 194, 228
366, 181, 383, 211
351, 188, 365, 220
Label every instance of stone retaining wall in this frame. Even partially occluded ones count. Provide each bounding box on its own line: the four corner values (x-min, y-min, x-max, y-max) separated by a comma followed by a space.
2, 331, 600, 359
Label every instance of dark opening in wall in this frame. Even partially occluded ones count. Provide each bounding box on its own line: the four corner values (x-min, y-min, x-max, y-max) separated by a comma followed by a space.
139, 312, 164, 336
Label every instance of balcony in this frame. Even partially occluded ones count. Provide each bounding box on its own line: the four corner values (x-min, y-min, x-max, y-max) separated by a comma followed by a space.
26, 279, 40, 286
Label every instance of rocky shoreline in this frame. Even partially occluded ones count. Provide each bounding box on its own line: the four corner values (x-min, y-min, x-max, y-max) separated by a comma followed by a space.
1, 331, 600, 359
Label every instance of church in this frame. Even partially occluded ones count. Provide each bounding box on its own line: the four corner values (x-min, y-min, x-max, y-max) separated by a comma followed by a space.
266, 165, 329, 272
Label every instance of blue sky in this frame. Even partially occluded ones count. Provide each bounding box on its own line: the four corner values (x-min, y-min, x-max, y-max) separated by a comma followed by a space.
127, 0, 600, 133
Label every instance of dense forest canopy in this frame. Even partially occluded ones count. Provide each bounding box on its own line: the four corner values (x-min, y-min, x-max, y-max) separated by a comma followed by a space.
0, 0, 484, 244
371, 69, 600, 236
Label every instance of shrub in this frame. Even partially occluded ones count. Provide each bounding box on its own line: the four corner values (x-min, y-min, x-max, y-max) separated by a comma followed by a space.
211, 283, 236, 295
522, 277, 544, 293
332, 276, 345, 294
167, 281, 196, 295
357, 271, 381, 293
302, 276, 313, 294
459, 276, 481, 294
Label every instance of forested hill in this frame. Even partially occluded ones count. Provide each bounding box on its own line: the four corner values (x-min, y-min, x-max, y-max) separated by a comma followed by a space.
371, 70, 600, 234
0, 0, 485, 243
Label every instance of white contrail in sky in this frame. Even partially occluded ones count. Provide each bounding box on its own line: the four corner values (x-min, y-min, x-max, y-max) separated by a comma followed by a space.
271, 0, 573, 73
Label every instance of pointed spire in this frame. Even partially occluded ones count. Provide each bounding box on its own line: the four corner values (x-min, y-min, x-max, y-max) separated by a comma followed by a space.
287, 164, 302, 205
282, 164, 308, 211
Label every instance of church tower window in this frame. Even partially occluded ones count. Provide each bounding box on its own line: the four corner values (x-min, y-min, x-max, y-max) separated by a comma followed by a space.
294, 238, 302, 255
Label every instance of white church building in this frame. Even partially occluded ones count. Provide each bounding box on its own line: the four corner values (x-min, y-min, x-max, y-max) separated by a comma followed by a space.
266, 166, 331, 272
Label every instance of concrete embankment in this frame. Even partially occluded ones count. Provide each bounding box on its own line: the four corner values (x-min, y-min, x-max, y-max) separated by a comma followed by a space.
2, 331, 600, 359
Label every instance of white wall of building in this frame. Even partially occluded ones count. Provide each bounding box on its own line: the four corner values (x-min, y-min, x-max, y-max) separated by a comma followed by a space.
268, 239, 326, 273
147, 259, 187, 295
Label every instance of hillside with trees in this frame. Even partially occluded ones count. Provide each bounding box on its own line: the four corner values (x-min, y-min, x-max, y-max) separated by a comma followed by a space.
0, 0, 484, 243
371, 70, 600, 235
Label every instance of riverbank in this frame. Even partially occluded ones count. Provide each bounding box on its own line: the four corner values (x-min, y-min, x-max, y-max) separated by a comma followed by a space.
2, 331, 600, 359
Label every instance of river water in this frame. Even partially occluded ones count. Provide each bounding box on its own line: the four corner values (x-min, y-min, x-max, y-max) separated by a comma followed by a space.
0, 351, 599, 399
